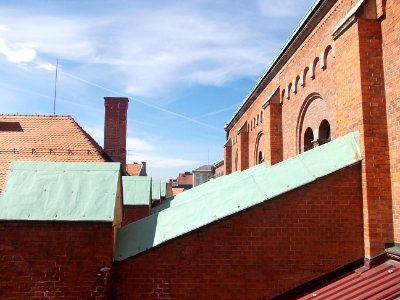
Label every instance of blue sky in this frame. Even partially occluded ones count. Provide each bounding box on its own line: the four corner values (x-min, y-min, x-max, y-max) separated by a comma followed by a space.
0, 0, 314, 181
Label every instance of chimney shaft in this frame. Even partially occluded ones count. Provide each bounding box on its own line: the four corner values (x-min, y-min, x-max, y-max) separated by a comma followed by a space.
104, 97, 129, 170
141, 161, 147, 176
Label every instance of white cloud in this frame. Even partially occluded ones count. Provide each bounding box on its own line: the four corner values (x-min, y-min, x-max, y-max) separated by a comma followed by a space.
0, 38, 36, 63
0, 3, 278, 99
34, 62, 56, 71
126, 137, 155, 152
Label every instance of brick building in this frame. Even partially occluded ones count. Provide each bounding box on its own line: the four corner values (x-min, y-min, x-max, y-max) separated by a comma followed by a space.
0, 161, 122, 299
1, 0, 400, 299
0, 97, 132, 188
113, 0, 399, 298
224, 0, 398, 260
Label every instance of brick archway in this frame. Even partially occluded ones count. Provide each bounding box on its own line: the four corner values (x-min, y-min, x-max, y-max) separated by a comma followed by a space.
296, 93, 331, 153
254, 131, 265, 165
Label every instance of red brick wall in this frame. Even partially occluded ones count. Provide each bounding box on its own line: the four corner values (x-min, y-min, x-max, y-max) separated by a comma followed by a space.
224, 142, 232, 175
114, 163, 364, 299
0, 221, 114, 299
214, 163, 224, 177
224, 0, 397, 258
382, 0, 400, 243
239, 130, 249, 171
267, 102, 283, 165
357, 18, 393, 257
123, 205, 149, 225
104, 97, 129, 171
224, 0, 346, 166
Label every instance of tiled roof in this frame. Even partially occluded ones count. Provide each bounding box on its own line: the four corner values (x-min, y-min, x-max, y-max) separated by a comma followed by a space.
172, 187, 184, 196
298, 259, 400, 300
126, 163, 143, 176
0, 115, 107, 191
176, 173, 193, 185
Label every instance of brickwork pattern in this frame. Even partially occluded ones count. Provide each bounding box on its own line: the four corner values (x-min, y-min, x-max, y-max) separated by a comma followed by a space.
122, 205, 149, 225
114, 164, 364, 299
0, 222, 114, 299
382, 0, 400, 243
268, 102, 283, 164
224, 0, 398, 258
239, 130, 249, 170
104, 97, 129, 171
357, 18, 394, 256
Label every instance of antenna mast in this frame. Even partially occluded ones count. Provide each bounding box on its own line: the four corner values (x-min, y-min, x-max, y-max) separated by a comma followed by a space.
53, 59, 58, 115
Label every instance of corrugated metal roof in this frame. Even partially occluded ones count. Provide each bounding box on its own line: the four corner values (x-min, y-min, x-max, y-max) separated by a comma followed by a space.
122, 176, 151, 206
298, 260, 400, 300
226, 0, 324, 130
152, 180, 161, 200
0, 161, 120, 221
114, 133, 361, 261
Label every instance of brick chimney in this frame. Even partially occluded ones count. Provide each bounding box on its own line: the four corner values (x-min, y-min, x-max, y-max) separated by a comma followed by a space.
104, 97, 129, 170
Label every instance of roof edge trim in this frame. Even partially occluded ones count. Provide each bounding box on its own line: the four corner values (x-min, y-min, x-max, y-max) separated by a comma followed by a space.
332, 0, 365, 40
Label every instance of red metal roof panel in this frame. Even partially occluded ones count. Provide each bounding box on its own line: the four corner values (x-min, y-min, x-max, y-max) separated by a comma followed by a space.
298, 260, 400, 300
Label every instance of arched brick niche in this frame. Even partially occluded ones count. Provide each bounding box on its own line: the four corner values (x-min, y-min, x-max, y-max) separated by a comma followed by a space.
254, 131, 265, 165
296, 93, 331, 153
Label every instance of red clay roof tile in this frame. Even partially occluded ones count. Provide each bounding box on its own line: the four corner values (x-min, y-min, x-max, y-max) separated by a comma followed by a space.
176, 173, 193, 186
126, 163, 143, 176
0, 114, 107, 191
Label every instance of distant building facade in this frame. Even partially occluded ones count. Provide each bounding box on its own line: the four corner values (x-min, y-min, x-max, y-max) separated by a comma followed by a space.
169, 171, 193, 191
214, 159, 224, 177
192, 164, 214, 187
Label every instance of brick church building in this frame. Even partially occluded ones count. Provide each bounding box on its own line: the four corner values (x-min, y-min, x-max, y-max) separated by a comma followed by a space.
223, 0, 398, 261
1, 0, 400, 299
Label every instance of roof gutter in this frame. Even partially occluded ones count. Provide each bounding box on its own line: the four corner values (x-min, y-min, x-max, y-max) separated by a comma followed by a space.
225, 0, 326, 132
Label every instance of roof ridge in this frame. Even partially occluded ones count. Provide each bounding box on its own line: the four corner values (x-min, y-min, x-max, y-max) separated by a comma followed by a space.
0, 114, 71, 118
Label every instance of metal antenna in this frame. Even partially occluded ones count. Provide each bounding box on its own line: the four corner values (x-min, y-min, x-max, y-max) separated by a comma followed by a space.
53, 59, 59, 115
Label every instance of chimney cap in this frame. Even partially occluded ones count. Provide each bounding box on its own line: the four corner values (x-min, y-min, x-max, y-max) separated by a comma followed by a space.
104, 97, 129, 102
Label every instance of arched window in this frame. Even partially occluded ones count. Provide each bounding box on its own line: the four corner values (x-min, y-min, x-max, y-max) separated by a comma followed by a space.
318, 119, 331, 145
254, 132, 265, 165
258, 151, 264, 164
304, 127, 314, 152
